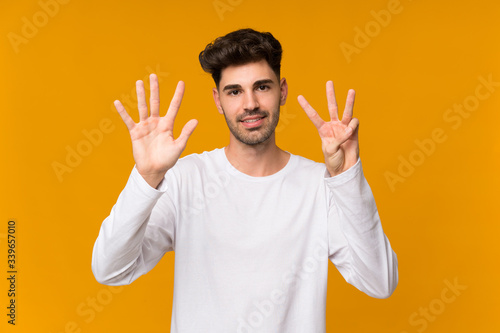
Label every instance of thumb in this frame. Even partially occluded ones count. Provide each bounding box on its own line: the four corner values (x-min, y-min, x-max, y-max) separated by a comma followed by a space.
341, 118, 359, 143
324, 126, 353, 156
175, 119, 198, 148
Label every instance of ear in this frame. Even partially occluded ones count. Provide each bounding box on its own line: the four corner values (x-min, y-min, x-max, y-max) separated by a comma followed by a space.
279, 77, 288, 106
212, 87, 224, 115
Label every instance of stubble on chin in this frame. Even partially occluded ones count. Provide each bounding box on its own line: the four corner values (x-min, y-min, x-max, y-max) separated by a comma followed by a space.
224, 109, 280, 146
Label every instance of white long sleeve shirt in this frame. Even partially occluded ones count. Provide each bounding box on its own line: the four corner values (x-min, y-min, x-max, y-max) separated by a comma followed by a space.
91, 148, 398, 332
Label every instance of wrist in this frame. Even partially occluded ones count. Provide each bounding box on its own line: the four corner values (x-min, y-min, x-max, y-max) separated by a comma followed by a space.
138, 171, 166, 189
326, 168, 343, 178
325, 160, 345, 178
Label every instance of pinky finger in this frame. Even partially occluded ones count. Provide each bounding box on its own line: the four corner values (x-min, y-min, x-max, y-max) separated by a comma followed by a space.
114, 100, 136, 131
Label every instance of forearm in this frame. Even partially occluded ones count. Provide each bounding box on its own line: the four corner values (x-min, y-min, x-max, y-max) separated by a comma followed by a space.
326, 159, 398, 298
91, 165, 171, 285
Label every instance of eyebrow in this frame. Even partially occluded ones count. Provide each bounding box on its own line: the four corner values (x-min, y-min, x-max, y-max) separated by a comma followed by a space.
254, 79, 274, 87
222, 79, 275, 92
222, 84, 241, 92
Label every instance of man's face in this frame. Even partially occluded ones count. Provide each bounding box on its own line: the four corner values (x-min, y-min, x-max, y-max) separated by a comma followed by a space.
213, 59, 288, 146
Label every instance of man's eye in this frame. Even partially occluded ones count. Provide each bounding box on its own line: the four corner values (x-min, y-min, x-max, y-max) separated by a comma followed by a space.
258, 85, 269, 91
229, 90, 240, 96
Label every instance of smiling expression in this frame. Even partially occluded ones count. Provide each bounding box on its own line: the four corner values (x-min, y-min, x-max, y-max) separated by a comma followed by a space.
213, 59, 288, 146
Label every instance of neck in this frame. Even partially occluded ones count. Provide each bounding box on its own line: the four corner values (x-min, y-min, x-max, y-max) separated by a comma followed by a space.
224, 133, 290, 177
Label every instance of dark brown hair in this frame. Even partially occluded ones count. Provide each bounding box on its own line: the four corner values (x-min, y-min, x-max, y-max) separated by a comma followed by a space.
199, 28, 282, 89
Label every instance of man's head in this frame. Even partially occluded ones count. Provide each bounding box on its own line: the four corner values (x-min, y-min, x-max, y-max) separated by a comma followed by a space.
199, 28, 282, 89
199, 28, 287, 146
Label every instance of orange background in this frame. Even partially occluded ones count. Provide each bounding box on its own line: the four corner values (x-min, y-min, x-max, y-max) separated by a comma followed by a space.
1, 0, 499, 332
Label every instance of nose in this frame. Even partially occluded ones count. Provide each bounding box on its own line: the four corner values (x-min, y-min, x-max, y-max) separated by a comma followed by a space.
243, 91, 260, 111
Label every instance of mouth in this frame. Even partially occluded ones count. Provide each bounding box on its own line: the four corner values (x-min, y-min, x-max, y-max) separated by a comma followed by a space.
240, 115, 266, 128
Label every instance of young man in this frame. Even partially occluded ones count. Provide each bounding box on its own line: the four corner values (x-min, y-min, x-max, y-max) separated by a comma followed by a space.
92, 28, 398, 332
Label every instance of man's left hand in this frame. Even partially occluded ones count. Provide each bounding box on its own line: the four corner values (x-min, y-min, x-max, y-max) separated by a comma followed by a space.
298, 81, 359, 177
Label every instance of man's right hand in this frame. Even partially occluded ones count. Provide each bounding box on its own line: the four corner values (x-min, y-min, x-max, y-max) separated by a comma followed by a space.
113, 74, 198, 188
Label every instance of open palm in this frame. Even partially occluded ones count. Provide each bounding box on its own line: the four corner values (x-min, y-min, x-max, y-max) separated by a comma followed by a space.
298, 81, 359, 177
114, 74, 198, 187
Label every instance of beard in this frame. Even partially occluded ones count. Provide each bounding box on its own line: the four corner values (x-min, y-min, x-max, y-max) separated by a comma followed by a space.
222, 107, 280, 145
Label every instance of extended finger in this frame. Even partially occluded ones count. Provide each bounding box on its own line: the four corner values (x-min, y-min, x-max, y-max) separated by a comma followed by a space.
175, 118, 198, 148
114, 100, 136, 131
136, 80, 148, 121
164, 81, 185, 127
341, 89, 355, 126
297, 95, 325, 130
150, 74, 160, 117
326, 81, 339, 121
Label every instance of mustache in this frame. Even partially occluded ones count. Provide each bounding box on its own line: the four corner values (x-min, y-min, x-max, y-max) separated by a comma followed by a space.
236, 110, 269, 122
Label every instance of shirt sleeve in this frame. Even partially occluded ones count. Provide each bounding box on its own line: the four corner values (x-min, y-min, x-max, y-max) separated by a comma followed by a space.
91, 165, 177, 286
325, 158, 398, 298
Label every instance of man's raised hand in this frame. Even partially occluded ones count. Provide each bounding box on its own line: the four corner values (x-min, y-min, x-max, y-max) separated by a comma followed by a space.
298, 81, 359, 177
114, 74, 198, 188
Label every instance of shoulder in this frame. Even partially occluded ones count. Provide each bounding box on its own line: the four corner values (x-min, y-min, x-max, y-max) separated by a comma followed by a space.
290, 152, 326, 170
178, 148, 221, 164
288, 152, 328, 178
169, 148, 223, 175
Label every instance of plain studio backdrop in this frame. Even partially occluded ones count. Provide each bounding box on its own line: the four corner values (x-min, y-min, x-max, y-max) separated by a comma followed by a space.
1, 0, 499, 332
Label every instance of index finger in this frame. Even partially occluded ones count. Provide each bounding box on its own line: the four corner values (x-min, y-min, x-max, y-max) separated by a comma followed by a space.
113, 100, 136, 131
164, 81, 185, 127
297, 95, 325, 130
